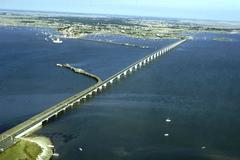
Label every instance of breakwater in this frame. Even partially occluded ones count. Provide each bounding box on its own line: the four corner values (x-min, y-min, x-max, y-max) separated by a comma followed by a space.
56, 64, 102, 83
0, 39, 186, 152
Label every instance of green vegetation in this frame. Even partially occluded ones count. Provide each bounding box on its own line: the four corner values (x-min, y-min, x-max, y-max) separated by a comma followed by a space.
0, 139, 41, 160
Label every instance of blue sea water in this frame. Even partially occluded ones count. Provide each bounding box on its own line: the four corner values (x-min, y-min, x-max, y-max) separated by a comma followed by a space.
0, 26, 173, 132
1, 26, 240, 160
38, 33, 240, 160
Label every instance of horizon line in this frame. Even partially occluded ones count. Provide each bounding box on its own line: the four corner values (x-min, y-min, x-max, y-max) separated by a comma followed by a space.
1, 8, 240, 23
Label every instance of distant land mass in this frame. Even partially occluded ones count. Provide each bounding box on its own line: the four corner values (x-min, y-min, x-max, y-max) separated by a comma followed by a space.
1, 8, 240, 160
0, 9, 240, 40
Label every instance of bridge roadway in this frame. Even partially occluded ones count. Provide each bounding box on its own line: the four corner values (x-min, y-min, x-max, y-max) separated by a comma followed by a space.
0, 39, 186, 151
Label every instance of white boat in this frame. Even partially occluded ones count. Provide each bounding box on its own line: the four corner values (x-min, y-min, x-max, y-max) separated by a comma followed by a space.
52, 38, 63, 44
201, 146, 206, 149
164, 133, 169, 137
165, 118, 171, 123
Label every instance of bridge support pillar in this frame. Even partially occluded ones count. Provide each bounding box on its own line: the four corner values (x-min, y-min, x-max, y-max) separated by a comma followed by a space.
0, 40, 186, 151
110, 79, 114, 83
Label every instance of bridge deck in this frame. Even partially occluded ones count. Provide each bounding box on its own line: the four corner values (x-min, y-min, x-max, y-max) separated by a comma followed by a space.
0, 39, 186, 151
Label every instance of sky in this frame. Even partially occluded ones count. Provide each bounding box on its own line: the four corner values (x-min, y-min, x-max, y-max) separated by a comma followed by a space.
0, 0, 239, 21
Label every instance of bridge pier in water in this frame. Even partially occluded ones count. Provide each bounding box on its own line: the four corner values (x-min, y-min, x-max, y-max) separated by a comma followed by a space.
0, 39, 186, 152
134, 65, 138, 70
129, 68, 133, 72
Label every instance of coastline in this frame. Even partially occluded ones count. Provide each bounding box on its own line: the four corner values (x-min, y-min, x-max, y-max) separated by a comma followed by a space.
0, 136, 53, 160
21, 136, 53, 160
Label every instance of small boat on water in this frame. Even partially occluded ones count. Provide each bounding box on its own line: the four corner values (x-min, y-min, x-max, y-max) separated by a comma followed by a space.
164, 133, 169, 137
52, 38, 63, 44
165, 118, 171, 123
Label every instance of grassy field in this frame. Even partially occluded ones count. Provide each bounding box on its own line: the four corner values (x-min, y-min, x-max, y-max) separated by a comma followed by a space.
0, 139, 41, 160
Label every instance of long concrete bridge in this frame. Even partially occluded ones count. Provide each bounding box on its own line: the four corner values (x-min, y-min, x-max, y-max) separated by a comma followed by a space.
0, 39, 186, 152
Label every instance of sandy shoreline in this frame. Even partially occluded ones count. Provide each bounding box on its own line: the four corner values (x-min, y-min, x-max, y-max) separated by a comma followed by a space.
21, 136, 53, 160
